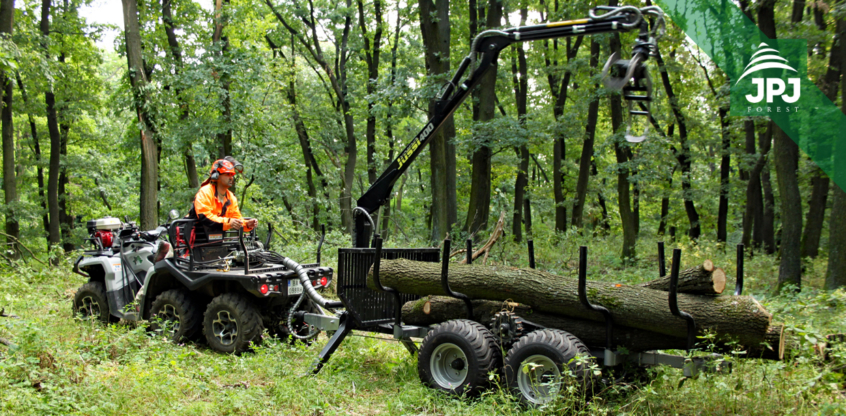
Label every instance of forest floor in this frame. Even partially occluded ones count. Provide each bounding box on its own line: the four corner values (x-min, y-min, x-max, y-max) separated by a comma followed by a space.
1, 232, 845, 415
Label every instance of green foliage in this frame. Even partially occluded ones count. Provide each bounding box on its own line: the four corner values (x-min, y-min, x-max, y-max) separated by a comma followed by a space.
1, 234, 845, 415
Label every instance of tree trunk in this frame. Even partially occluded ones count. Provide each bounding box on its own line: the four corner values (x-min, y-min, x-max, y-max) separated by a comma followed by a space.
265, 0, 356, 233
419, 0, 451, 242
762, 159, 776, 253
717, 108, 730, 243
826, 40, 846, 290
359, 0, 382, 186
803, 20, 844, 258
403, 296, 690, 350
572, 40, 600, 230
59, 124, 73, 252
801, 171, 829, 258
122, 0, 158, 230
773, 124, 803, 292
544, 26, 582, 233
826, 184, 846, 289
162, 0, 199, 189
0, 0, 16, 249
656, 50, 700, 240
373, 259, 772, 345
510, 6, 528, 242
465, 0, 501, 236
742, 120, 759, 248
609, 31, 637, 260
404, 296, 783, 357
213, 0, 232, 157
639, 261, 727, 295
41, 0, 62, 250
14, 72, 49, 239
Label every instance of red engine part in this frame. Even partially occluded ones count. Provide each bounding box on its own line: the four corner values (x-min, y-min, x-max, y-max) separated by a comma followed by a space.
93, 230, 114, 248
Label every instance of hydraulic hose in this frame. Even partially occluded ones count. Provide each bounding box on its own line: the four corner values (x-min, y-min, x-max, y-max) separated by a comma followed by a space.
279, 256, 344, 309
287, 293, 321, 341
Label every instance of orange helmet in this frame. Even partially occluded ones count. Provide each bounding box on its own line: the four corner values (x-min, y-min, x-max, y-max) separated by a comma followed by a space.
209, 157, 244, 180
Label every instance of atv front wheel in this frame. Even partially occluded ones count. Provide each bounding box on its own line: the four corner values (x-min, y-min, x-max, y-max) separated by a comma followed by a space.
149, 289, 200, 343
72, 282, 117, 323
203, 293, 263, 353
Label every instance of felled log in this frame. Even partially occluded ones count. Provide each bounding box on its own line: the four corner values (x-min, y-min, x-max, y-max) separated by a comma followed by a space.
745, 324, 785, 360
639, 260, 727, 295
370, 259, 771, 345
402, 296, 690, 350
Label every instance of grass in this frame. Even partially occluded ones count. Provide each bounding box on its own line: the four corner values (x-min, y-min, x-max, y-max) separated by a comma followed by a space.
1, 233, 845, 415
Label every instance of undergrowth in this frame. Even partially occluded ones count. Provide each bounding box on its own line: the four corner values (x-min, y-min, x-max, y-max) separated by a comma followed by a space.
0, 233, 844, 415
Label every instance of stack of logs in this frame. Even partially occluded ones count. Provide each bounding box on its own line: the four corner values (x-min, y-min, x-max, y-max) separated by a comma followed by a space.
368, 258, 786, 360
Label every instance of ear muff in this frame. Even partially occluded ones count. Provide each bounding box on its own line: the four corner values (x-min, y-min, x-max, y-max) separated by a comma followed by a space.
209, 160, 222, 180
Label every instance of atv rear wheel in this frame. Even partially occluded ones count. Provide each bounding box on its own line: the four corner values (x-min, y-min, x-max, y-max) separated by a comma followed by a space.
149, 289, 200, 343
203, 293, 262, 353
72, 282, 117, 323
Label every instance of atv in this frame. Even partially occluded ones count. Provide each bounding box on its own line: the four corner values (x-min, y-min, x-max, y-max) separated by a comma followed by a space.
72, 211, 334, 353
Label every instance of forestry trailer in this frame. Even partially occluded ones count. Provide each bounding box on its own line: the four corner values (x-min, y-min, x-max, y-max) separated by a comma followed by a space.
290, 4, 740, 406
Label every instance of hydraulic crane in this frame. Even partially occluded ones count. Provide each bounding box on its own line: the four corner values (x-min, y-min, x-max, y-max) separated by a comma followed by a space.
352, 5, 666, 248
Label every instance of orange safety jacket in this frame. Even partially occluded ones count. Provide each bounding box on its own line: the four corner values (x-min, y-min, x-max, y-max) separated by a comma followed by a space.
188, 183, 253, 233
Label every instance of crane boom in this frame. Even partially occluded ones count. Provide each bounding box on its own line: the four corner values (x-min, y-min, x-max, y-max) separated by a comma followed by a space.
353, 5, 665, 247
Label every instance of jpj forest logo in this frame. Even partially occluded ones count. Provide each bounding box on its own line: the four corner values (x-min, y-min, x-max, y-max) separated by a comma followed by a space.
731, 41, 805, 116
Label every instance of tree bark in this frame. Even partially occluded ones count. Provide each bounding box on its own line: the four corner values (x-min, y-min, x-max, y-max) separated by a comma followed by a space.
41, 0, 62, 250
773, 124, 803, 292
403, 296, 690, 350
543, 17, 583, 232
404, 296, 782, 357
510, 6, 528, 242
0, 0, 16, 249
14, 72, 49, 238
465, 0, 501, 236
609, 30, 637, 260
801, 170, 829, 258
374, 259, 772, 345
803, 20, 844, 258
162, 0, 199, 189
572, 39, 600, 230
640, 262, 727, 295
122, 0, 158, 230
265, 0, 356, 232
742, 120, 759, 248
358, 0, 383, 185
826, 36, 846, 290
419, 0, 452, 242
213, 0, 232, 157
717, 107, 730, 243
657, 49, 700, 240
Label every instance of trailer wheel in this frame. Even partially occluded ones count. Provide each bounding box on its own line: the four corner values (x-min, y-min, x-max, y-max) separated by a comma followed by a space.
72, 282, 118, 323
417, 319, 501, 396
149, 289, 200, 342
504, 329, 596, 407
203, 293, 262, 353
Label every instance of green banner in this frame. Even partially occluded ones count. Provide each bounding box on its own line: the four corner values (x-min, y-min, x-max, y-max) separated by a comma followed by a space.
654, 0, 846, 190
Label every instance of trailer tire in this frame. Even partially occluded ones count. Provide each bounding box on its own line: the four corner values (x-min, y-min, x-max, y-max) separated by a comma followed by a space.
72, 282, 117, 323
503, 329, 596, 407
149, 289, 200, 343
203, 293, 262, 353
417, 319, 501, 396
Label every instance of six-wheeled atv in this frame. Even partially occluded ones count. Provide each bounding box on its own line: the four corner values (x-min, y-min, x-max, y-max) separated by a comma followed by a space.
72, 211, 334, 353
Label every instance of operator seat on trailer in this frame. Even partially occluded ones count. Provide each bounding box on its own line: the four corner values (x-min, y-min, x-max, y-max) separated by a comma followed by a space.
171, 218, 234, 264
